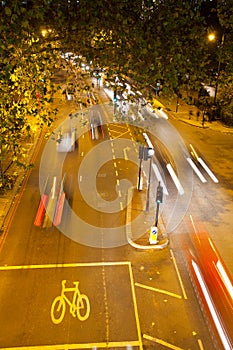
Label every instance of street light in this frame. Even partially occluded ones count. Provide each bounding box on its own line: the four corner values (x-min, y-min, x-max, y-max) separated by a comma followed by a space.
208, 32, 225, 104
208, 33, 215, 42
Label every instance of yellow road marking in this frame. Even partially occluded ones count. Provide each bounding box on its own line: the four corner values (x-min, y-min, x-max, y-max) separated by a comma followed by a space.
128, 264, 143, 350
143, 334, 184, 349
135, 282, 182, 299
198, 338, 205, 350
110, 130, 130, 139
170, 249, 188, 300
0, 261, 131, 271
0, 340, 141, 350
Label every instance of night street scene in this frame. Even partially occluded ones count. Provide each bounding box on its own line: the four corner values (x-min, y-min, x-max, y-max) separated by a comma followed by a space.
0, 1, 233, 350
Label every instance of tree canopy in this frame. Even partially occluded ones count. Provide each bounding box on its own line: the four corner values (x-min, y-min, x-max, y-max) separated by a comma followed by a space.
0, 0, 233, 189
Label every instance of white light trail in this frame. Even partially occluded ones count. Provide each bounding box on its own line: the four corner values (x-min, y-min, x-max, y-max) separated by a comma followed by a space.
142, 132, 154, 149
51, 177, 57, 199
186, 157, 207, 183
166, 164, 184, 195
157, 109, 168, 119
152, 163, 168, 195
192, 260, 232, 350
216, 260, 233, 300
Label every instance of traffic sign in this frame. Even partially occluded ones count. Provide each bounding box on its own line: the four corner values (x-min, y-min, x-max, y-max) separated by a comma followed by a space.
149, 226, 158, 244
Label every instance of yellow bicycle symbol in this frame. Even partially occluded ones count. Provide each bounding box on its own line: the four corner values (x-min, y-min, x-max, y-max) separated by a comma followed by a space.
51, 280, 90, 324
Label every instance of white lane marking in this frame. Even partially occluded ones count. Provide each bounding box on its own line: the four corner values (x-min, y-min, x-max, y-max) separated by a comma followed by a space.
152, 163, 169, 195
79, 175, 82, 182
170, 249, 188, 300
197, 157, 219, 183
135, 282, 182, 299
166, 164, 184, 195
120, 202, 123, 211
189, 144, 218, 183
143, 334, 184, 349
186, 158, 207, 183
81, 151, 84, 157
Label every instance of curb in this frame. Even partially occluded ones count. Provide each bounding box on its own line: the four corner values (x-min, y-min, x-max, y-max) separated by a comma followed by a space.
126, 187, 169, 250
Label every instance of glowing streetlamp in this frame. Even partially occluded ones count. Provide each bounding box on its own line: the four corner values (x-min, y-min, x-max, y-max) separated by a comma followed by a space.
208, 32, 225, 104
208, 33, 215, 42
41, 28, 52, 37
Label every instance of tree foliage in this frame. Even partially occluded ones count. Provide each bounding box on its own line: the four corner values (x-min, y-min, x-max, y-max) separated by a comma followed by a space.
0, 0, 233, 189
0, 1, 60, 188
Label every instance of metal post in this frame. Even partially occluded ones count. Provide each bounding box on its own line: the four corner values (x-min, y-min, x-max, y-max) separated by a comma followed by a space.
145, 156, 152, 212
155, 202, 160, 226
138, 157, 143, 191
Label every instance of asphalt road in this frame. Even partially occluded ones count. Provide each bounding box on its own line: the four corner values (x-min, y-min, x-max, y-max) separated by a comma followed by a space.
168, 115, 233, 276
0, 87, 230, 349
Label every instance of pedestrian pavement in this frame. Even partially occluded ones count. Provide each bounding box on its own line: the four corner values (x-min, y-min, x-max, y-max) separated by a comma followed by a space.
1, 89, 232, 248
153, 96, 233, 134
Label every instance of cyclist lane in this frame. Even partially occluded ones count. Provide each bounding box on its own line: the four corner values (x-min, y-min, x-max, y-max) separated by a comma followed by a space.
0, 261, 142, 349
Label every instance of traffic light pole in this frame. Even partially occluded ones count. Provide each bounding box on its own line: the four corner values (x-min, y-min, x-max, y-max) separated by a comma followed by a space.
145, 156, 152, 212
155, 181, 163, 226
138, 157, 143, 191
155, 202, 160, 226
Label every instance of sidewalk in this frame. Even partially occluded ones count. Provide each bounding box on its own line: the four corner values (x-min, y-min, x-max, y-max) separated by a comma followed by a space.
153, 96, 233, 134
126, 187, 169, 250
